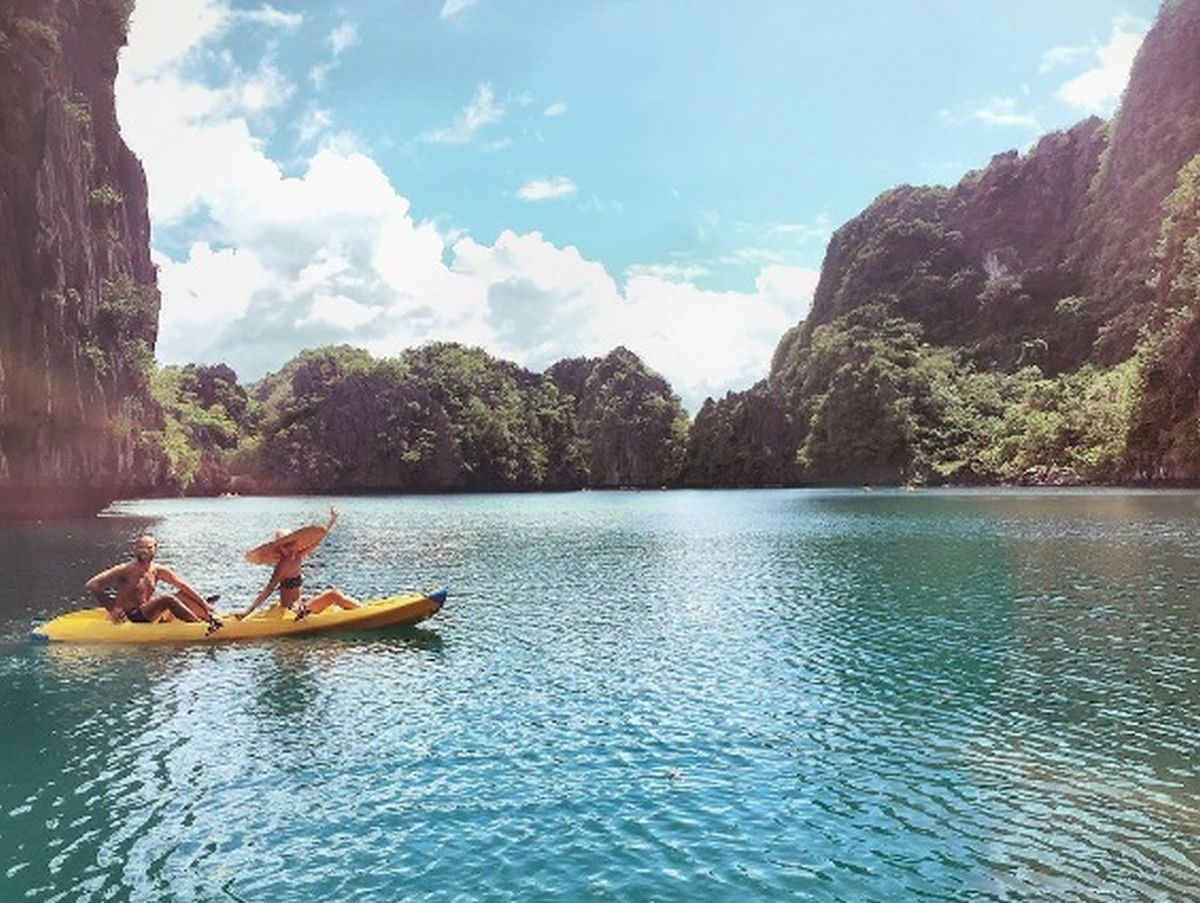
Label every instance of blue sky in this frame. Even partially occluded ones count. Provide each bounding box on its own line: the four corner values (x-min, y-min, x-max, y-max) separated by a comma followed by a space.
116, 0, 1159, 410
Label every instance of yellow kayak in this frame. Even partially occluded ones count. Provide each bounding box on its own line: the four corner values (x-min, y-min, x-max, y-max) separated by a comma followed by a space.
32, 589, 447, 645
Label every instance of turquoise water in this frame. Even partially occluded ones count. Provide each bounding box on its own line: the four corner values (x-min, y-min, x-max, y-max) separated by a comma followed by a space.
1, 489, 1198, 900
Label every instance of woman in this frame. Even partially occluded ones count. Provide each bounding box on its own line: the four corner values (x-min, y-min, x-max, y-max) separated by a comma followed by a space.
237, 507, 360, 620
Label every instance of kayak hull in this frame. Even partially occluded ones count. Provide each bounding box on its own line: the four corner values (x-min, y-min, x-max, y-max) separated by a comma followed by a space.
32, 589, 447, 645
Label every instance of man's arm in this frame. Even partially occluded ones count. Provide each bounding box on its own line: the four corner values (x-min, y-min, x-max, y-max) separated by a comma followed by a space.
85, 564, 126, 621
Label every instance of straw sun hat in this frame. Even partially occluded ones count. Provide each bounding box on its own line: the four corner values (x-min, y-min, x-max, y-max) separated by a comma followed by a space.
244, 523, 329, 566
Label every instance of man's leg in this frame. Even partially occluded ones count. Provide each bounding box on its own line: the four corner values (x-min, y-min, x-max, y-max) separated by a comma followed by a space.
146, 594, 202, 623
173, 586, 216, 621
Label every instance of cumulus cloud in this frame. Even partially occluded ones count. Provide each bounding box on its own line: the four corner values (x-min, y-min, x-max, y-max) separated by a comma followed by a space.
516, 176, 577, 202
118, 0, 227, 74
421, 82, 504, 144
616, 266, 817, 406
451, 232, 819, 405
118, 0, 299, 75
118, 0, 817, 410
1055, 15, 1148, 114
302, 294, 381, 331
542, 101, 568, 117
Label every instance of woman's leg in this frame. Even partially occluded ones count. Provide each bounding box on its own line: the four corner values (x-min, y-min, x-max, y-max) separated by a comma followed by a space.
303, 589, 360, 613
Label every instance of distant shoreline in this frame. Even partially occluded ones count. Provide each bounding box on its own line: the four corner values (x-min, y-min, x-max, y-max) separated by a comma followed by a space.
10, 476, 1200, 523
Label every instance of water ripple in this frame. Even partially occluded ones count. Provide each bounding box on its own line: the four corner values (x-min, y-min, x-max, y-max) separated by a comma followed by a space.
0, 490, 1198, 899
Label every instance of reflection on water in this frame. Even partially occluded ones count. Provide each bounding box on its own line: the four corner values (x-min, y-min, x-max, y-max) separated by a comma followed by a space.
1, 490, 1198, 899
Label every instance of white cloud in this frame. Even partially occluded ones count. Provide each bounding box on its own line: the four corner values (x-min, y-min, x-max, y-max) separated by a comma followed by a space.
309, 21, 359, 89
716, 247, 791, 266
421, 82, 504, 144
755, 265, 820, 313
542, 101, 568, 117
302, 295, 381, 331
764, 217, 833, 243
232, 59, 293, 112
625, 262, 711, 283
696, 210, 720, 242
441, 0, 479, 19
1039, 44, 1088, 74
616, 267, 817, 407
153, 242, 275, 363
1055, 15, 1148, 114
119, 0, 815, 410
516, 176, 577, 202
579, 194, 625, 215
969, 96, 1039, 129
118, 0, 299, 75
328, 22, 359, 54
450, 232, 818, 407
237, 5, 302, 29
119, 0, 228, 74
296, 106, 333, 144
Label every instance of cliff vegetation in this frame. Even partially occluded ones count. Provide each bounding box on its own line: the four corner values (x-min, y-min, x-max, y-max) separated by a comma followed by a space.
152, 344, 689, 495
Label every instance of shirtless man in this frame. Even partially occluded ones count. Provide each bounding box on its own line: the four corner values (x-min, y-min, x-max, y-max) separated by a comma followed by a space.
85, 536, 220, 627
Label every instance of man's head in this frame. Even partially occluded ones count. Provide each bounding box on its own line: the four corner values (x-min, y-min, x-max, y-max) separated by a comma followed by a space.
133, 535, 157, 564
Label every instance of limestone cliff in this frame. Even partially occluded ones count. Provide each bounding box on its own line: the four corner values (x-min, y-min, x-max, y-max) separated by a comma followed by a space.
686, 0, 1200, 487
807, 116, 1107, 373
1075, 0, 1200, 359
0, 0, 161, 517
800, 0, 1200, 379
548, 347, 690, 487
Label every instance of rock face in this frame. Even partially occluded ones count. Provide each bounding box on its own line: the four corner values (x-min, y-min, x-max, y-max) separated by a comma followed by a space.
808, 116, 1107, 373
1076, 0, 1200, 329
548, 347, 690, 487
0, 0, 161, 517
682, 383, 798, 487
